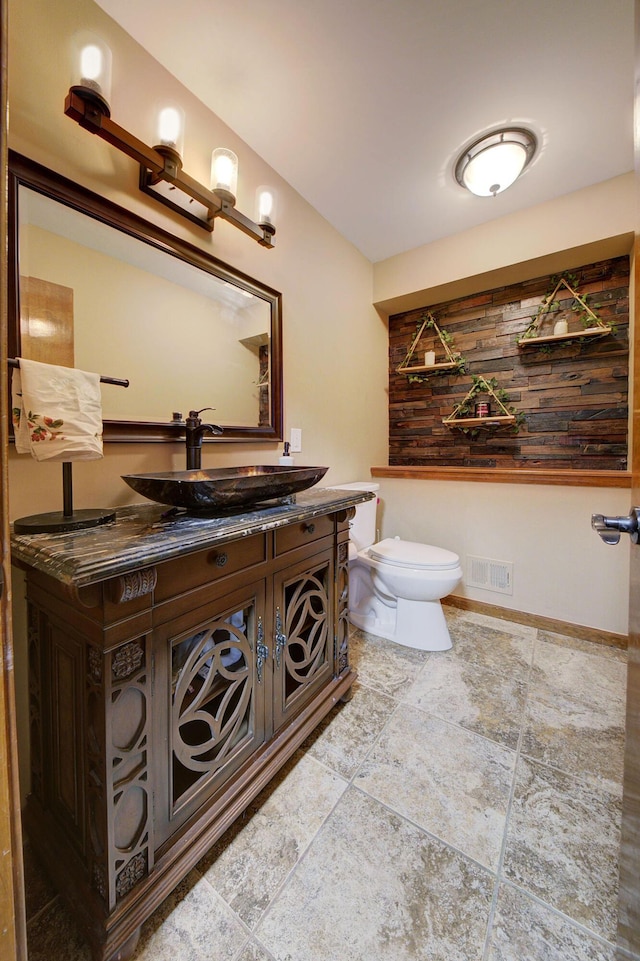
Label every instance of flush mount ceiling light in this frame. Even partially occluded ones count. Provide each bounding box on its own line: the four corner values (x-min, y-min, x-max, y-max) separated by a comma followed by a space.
455, 127, 537, 197
65, 34, 277, 247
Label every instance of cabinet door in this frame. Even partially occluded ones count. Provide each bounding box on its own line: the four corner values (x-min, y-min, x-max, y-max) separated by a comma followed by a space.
272, 550, 334, 732
154, 581, 267, 848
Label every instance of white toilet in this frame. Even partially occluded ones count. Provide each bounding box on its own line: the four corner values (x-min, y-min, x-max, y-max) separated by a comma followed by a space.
333, 482, 462, 651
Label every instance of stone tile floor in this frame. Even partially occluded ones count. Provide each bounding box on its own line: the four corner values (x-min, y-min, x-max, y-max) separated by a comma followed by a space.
24, 607, 628, 960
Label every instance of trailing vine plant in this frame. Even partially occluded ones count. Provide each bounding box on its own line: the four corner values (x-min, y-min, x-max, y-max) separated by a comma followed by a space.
399, 313, 466, 383
446, 375, 524, 438
517, 272, 612, 345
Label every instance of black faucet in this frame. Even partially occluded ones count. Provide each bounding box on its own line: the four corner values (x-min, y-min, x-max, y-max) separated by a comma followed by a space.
185, 408, 223, 470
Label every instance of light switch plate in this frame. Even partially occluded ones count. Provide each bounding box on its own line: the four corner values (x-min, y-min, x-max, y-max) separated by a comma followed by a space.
290, 428, 302, 452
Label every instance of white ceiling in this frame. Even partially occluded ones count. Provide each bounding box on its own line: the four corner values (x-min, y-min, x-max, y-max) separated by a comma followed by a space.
95, 0, 635, 263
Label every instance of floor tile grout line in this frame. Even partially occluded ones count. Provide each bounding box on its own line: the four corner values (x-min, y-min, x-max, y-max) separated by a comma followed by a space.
237, 766, 357, 939
306, 686, 512, 877
151, 660, 408, 953
518, 636, 627, 797
397, 689, 523, 756
222, 683, 498, 952
346, 780, 502, 879
197, 868, 256, 940
352, 617, 541, 961
517, 737, 626, 799
229, 931, 277, 961
499, 875, 619, 951
480, 623, 538, 961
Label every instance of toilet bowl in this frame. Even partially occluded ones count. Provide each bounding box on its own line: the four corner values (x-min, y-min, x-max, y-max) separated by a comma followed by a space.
332, 483, 462, 651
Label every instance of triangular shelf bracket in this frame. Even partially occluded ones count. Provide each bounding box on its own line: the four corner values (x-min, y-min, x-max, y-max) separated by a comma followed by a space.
442, 375, 517, 429
396, 312, 464, 374
518, 276, 611, 346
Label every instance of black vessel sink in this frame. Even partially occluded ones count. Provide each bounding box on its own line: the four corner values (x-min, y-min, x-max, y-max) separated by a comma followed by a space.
122, 465, 329, 511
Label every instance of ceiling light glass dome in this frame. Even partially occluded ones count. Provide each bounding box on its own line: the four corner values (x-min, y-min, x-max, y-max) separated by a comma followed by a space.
455, 128, 537, 197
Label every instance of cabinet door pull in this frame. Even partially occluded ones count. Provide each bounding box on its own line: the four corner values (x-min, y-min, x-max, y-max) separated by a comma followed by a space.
256, 616, 269, 684
275, 607, 287, 667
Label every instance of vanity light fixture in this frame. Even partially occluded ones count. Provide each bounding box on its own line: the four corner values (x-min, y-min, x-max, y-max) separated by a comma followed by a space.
70, 33, 112, 117
255, 185, 277, 232
155, 104, 185, 163
454, 127, 537, 197
64, 38, 276, 247
211, 147, 238, 204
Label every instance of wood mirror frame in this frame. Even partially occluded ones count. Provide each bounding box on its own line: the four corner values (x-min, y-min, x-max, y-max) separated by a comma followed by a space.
8, 150, 283, 443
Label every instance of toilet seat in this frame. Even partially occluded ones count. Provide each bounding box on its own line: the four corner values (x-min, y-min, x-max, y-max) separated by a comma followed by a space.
367, 537, 460, 571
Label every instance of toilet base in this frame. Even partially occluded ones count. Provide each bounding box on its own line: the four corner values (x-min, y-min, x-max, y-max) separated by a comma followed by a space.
349, 595, 452, 652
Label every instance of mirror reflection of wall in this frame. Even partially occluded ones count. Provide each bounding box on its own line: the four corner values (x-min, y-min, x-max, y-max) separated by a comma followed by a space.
18, 187, 272, 426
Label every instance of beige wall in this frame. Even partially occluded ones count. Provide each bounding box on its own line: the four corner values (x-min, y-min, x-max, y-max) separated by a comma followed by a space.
7, 0, 388, 519
373, 174, 634, 314
371, 182, 636, 637
376, 479, 630, 636
8, 0, 634, 639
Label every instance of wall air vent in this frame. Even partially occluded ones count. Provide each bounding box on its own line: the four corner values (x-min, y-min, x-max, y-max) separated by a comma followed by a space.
466, 555, 514, 595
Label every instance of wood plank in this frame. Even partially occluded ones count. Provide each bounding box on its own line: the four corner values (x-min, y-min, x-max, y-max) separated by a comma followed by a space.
371, 465, 632, 488
389, 255, 629, 471
518, 327, 611, 348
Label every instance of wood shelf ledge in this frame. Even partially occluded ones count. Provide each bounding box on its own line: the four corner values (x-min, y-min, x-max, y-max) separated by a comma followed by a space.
518, 326, 612, 348
442, 414, 516, 428
370, 466, 631, 488
397, 361, 460, 373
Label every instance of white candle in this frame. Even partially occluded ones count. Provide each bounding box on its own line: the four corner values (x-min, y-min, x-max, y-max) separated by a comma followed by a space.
554, 319, 569, 336
424, 350, 436, 366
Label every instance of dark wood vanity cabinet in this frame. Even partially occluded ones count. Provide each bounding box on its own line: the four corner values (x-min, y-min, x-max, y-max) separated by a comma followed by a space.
17, 504, 355, 961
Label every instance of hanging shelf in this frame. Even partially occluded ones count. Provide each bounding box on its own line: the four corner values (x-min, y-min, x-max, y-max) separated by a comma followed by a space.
442, 375, 517, 430
517, 276, 611, 348
396, 312, 464, 374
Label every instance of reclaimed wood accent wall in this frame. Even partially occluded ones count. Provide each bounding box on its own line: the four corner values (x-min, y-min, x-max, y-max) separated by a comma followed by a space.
389, 256, 630, 470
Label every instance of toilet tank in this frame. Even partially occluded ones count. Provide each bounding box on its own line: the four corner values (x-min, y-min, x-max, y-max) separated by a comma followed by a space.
331, 482, 380, 551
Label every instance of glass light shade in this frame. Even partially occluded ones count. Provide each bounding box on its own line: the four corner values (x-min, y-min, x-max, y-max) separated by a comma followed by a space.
455, 128, 537, 198
462, 142, 527, 197
71, 33, 112, 108
155, 105, 185, 157
255, 186, 277, 229
211, 148, 238, 203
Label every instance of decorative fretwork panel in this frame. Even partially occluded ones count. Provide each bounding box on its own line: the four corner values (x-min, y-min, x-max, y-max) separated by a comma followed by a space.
335, 541, 350, 675
274, 553, 334, 728
171, 603, 257, 811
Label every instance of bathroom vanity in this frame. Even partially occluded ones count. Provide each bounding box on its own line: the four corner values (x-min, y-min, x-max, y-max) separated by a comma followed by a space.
11, 487, 371, 961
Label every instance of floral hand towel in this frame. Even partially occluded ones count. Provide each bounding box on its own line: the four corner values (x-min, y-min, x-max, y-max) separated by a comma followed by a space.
12, 358, 103, 461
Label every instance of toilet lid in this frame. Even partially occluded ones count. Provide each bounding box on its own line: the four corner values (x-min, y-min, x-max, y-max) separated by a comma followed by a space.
368, 537, 460, 571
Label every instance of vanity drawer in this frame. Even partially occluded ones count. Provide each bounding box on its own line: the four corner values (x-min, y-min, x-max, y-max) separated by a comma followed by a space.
274, 513, 334, 556
155, 532, 267, 602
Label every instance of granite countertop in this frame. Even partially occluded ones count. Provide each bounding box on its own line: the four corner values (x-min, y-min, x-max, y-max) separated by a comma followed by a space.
10, 488, 372, 588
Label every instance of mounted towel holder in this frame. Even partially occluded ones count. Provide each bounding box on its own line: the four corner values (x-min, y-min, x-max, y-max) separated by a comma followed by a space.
9, 358, 129, 534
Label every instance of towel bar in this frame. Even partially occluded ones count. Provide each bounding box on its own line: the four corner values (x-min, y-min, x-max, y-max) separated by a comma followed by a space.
8, 358, 129, 533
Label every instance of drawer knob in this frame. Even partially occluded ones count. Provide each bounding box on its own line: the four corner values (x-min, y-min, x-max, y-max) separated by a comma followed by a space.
303, 523, 316, 534
213, 552, 228, 567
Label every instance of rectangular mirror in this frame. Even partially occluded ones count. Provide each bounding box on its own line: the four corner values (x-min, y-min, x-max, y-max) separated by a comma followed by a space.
8, 151, 283, 443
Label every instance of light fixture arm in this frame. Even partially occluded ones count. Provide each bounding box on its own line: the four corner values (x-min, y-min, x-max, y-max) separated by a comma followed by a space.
64, 90, 275, 248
